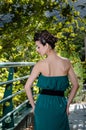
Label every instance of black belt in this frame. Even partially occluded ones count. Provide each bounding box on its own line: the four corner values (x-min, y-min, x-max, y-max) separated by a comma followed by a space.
40, 89, 64, 97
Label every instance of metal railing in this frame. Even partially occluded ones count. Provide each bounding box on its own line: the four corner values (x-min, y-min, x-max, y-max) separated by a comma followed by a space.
0, 62, 35, 130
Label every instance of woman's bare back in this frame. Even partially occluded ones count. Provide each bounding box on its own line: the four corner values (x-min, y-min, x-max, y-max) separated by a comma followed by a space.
40, 55, 71, 76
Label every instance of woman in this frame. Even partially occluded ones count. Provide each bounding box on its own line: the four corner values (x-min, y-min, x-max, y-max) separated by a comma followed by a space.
25, 30, 79, 130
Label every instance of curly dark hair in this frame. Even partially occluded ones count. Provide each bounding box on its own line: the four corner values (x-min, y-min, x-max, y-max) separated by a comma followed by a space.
34, 30, 58, 49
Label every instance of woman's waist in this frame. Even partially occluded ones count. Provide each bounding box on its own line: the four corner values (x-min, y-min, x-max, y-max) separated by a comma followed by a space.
40, 89, 64, 97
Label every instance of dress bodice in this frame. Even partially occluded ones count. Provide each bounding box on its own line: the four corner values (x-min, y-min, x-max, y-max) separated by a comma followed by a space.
37, 74, 69, 91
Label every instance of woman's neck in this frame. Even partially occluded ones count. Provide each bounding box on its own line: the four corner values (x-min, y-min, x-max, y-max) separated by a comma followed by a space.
46, 50, 57, 57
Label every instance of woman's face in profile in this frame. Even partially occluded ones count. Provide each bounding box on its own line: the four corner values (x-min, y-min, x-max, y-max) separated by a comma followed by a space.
35, 41, 47, 56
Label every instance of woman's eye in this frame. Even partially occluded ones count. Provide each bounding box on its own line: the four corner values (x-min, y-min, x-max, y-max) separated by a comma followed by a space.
36, 46, 40, 49
36, 45, 40, 49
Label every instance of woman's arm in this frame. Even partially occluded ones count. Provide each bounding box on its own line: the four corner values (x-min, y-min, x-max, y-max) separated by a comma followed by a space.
67, 62, 79, 114
24, 62, 40, 110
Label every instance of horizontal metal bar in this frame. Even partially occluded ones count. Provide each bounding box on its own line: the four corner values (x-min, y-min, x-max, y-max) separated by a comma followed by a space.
0, 84, 36, 104
0, 89, 25, 104
0, 62, 35, 68
0, 99, 29, 122
0, 75, 29, 86
13, 107, 32, 129
1, 108, 32, 130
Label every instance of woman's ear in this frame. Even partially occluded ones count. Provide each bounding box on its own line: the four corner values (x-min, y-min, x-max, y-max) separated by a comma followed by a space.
46, 43, 51, 50
46, 43, 49, 48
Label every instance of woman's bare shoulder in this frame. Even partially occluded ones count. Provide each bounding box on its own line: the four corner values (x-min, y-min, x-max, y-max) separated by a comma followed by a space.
59, 56, 70, 62
34, 60, 46, 69
59, 56, 71, 69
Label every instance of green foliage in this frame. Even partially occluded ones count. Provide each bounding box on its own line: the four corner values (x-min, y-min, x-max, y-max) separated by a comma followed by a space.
0, 0, 85, 62
82, 61, 86, 83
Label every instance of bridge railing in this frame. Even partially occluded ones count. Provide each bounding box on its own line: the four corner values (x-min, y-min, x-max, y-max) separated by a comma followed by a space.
0, 62, 35, 130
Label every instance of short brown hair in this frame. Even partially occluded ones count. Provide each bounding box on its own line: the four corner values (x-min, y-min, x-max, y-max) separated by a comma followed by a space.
34, 30, 58, 49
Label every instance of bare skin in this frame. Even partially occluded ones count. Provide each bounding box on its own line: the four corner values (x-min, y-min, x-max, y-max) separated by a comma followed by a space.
25, 40, 79, 115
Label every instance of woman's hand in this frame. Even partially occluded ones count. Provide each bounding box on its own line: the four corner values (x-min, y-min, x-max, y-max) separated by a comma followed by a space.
66, 104, 70, 115
32, 106, 35, 113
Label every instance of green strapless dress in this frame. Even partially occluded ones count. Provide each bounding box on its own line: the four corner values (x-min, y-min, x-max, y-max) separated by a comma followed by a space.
34, 74, 70, 130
